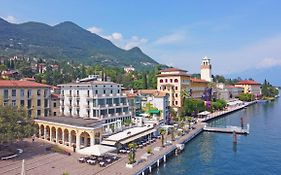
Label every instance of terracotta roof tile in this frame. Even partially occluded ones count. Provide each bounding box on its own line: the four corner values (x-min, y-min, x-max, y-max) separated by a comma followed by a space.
0, 80, 51, 88
160, 67, 187, 72
236, 80, 260, 85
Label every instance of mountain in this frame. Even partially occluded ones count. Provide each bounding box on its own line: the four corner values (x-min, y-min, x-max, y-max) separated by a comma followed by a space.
0, 18, 158, 70
225, 66, 281, 86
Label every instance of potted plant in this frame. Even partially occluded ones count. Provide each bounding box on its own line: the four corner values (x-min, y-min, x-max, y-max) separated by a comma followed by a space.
126, 142, 138, 168
159, 128, 166, 147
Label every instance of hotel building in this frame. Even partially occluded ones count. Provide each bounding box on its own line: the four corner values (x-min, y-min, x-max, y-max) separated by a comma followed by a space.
0, 80, 51, 118
157, 68, 191, 109
235, 80, 261, 97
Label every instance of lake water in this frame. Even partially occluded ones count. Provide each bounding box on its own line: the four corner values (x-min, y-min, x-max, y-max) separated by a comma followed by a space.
153, 98, 281, 175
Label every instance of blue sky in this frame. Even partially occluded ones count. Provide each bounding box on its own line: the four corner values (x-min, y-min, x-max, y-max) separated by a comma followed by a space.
1, 0, 281, 75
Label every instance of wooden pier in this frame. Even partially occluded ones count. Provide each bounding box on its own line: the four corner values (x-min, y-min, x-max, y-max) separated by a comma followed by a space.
203, 125, 249, 135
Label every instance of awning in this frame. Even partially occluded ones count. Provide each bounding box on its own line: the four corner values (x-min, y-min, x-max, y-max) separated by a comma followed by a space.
148, 110, 161, 114
77, 145, 116, 156
101, 140, 116, 146
120, 129, 156, 145
198, 111, 210, 116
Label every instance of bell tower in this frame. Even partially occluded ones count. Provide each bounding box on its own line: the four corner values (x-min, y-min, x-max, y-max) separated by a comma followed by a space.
200, 56, 212, 82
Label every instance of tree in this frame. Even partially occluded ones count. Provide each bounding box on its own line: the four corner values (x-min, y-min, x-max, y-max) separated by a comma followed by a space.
0, 64, 7, 76
187, 117, 193, 129
159, 128, 166, 147
128, 142, 137, 164
0, 105, 35, 144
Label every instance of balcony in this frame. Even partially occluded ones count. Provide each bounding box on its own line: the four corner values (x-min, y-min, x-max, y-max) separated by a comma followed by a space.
73, 94, 80, 99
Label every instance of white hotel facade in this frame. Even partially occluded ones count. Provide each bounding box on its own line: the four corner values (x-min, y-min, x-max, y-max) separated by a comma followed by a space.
58, 81, 132, 134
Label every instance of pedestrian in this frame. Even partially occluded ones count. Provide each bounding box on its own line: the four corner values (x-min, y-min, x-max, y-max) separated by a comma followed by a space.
32, 134, 35, 142
73, 144, 76, 152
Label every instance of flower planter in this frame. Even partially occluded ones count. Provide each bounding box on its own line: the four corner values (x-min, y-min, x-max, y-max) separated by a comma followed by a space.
126, 161, 137, 168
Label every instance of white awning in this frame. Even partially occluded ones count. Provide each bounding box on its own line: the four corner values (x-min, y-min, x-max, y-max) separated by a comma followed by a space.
120, 129, 156, 145
101, 140, 116, 146
77, 145, 116, 156
198, 111, 210, 116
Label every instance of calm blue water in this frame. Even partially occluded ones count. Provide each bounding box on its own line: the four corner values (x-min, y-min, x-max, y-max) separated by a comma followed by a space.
154, 98, 281, 175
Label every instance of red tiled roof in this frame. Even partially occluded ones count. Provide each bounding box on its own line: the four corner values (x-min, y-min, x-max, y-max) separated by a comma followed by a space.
190, 78, 209, 83
138, 89, 167, 97
236, 80, 260, 85
0, 80, 51, 88
157, 73, 191, 77
160, 67, 187, 72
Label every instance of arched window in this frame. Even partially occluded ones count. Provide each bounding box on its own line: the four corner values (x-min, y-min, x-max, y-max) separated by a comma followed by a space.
165, 79, 168, 83
170, 79, 173, 83
160, 79, 163, 83
174, 79, 178, 83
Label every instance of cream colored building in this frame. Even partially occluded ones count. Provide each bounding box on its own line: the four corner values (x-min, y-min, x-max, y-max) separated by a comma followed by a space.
157, 68, 191, 109
0, 80, 51, 118
35, 117, 103, 150
235, 80, 261, 97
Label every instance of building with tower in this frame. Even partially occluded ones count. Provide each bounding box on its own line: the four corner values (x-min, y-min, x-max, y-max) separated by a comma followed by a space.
200, 56, 213, 82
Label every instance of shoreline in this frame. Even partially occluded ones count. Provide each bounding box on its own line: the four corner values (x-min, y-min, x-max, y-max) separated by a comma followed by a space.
132, 100, 257, 175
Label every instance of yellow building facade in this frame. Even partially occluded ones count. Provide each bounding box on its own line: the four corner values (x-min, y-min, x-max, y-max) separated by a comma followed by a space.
0, 80, 51, 118
35, 117, 103, 150
157, 68, 191, 108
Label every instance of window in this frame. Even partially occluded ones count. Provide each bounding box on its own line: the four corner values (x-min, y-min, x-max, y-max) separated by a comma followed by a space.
44, 89, 48, 97
165, 79, 168, 83
87, 110, 90, 117
170, 79, 173, 83
4, 89, 8, 99
175, 86, 178, 90
44, 109, 48, 117
37, 99, 41, 107
77, 109, 80, 116
20, 100, 24, 106
27, 89, 32, 98
44, 99, 48, 107
12, 89, 16, 97
95, 90, 98, 94
37, 110, 41, 116
117, 90, 120, 94
175, 93, 178, 97
20, 89, 24, 97
54, 112, 57, 116
174, 79, 178, 83
69, 109, 72, 115
77, 100, 79, 106
28, 100, 32, 108
103, 90, 106, 94
53, 102, 57, 108
69, 99, 72, 106
160, 79, 163, 83
61, 90, 64, 96
37, 89, 41, 96
12, 100, 16, 106
77, 90, 79, 96
175, 101, 178, 105
69, 90, 72, 96
87, 90, 90, 97
111, 90, 113, 94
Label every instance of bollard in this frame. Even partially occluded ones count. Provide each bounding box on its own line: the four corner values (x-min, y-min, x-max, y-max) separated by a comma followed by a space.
157, 159, 160, 167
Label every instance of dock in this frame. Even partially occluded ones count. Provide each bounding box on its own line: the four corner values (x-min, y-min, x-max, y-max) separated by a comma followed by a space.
203, 125, 249, 135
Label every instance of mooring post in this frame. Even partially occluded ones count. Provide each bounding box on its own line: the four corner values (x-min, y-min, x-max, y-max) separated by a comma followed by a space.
233, 131, 237, 143
157, 159, 160, 167
163, 155, 166, 162
149, 166, 152, 173
240, 117, 244, 129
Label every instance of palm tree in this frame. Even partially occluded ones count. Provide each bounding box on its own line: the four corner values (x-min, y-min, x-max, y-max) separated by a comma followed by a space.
128, 142, 137, 164
159, 128, 166, 147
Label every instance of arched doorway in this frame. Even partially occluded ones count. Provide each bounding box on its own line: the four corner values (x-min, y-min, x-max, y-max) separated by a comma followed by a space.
70, 130, 76, 146
80, 131, 91, 148
51, 127, 56, 142
46, 126, 50, 140
57, 128, 63, 144
64, 129, 69, 146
